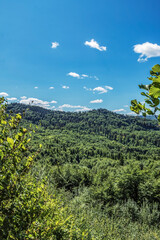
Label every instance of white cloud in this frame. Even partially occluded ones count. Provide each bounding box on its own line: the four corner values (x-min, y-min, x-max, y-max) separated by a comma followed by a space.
20, 96, 27, 100
67, 72, 80, 78
83, 86, 92, 91
127, 112, 137, 115
50, 100, 57, 104
7, 97, 17, 101
34, 86, 38, 89
134, 42, 160, 62
84, 85, 113, 94
62, 86, 69, 89
75, 107, 92, 112
0, 92, 9, 97
81, 74, 99, 80
90, 99, 103, 103
82, 74, 88, 78
51, 42, 59, 48
59, 104, 91, 112
84, 39, 107, 51
124, 105, 129, 108
68, 72, 99, 80
93, 87, 108, 94
49, 87, 54, 89
94, 76, 99, 80
51, 106, 55, 109
20, 97, 50, 108
105, 86, 113, 90
59, 104, 82, 109
113, 109, 126, 113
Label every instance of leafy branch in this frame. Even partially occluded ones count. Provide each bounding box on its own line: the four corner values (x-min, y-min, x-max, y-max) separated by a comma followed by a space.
130, 64, 160, 122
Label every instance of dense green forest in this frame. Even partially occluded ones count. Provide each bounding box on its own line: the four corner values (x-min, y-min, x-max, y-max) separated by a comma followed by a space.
2, 101, 160, 239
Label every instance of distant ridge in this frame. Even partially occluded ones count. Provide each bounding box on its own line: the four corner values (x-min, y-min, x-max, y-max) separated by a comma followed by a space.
7, 103, 158, 133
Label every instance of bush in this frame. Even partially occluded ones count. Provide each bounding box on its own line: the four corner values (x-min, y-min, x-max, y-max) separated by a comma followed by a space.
0, 98, 90, 239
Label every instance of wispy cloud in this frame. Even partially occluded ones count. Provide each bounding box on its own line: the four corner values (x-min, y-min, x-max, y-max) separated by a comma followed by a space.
93, 76, 99, 80
127, 112, 137, 115
59, 104, 91, 112
51, 42, 59, 48
67, 72, 99, 80
84, 86, 113, 94
34, 86, 38, 89
82, 74, 88, 78
134, 42, 160, 62
90, 99, 103, 103
7, 97, 17, 101
20, 97, 50, 108
62, 86, 69, 89
59, 104, 82, 109
49, 87, 54, 89
87, 75, 99, 80
83, 86, 92, 91
0, 92, 9, 97
105, 86, 113, 90
113, 109, 126, 113
50, 100, 57, 104
20, 96, 27, 100
84, 39, 107, 51
75, 107, 92, 112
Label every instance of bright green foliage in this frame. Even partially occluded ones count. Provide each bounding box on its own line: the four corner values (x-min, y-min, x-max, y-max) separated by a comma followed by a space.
130, 64, 160, 120
5, 100, 160, 239
0, 98, 90, 240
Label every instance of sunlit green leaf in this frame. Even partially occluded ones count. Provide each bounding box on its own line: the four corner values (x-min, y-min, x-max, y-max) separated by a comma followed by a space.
152, 64, 160, 74
152, 76, 160, 83
7, 137, 14, 147
149, 85, 160, 98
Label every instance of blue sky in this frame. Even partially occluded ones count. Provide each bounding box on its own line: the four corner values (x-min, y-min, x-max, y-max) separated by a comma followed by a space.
0, 0, 160, 113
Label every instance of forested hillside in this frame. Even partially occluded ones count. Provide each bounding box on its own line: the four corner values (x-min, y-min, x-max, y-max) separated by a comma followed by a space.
8, 103, 160, 162
3, 102, 160, 239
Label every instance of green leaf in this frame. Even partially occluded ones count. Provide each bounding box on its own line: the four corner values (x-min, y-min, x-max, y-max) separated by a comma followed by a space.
152, 64, 160, 74
16, 113, 22, 120
7, 137, 14, 147
28, 234, 34, 239
130, 106, 140, 114
1, 120, 7, 125
131, 99, 138, 107
149, 85, 160, 98
152, 76, 160, 83
130, 100, 144, 114
0, 150, 4, 159
141, 92, 148, 97
22, 128, 27, 133
145, 99, 152, 105
146, 109, 154, 115
139, 84, 149, 90
152, 98, 159, 106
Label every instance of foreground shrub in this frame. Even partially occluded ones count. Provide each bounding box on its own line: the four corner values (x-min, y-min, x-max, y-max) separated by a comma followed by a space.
0, 98, 89, 239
